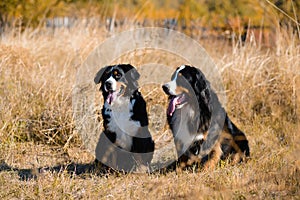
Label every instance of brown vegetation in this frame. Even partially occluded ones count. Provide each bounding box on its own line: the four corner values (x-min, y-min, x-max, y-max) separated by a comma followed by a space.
0, 21, 299, 199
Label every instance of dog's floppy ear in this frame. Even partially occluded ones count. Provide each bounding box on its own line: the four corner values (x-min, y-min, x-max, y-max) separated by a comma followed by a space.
120, 64, 140, 81
94, 66, 108, 84
194, 69, 210, 102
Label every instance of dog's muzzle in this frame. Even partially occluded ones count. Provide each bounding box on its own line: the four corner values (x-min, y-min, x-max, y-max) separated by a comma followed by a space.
104, 81, 112, 91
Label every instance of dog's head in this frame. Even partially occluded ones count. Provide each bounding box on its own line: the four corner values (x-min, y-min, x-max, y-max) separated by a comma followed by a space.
94, 64, 140, 104
162, 65, 210, 116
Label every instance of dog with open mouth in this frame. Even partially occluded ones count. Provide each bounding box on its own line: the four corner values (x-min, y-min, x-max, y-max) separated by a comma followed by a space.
94, 64, 155, 171
162, 65, 250, 169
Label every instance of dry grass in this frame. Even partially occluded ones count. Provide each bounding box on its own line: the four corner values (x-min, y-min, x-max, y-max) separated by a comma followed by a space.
0, 24, 299, 199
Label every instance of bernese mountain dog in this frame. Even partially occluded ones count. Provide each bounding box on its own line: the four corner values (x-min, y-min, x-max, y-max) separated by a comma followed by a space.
94, 64, 155, 172
162, 65, 250, 170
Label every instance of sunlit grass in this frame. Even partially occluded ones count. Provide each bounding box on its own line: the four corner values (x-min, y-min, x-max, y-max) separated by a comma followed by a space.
0, 24, 299, 199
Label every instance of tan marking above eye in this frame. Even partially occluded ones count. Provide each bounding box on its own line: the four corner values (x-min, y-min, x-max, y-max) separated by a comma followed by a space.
113, 70, 118, 75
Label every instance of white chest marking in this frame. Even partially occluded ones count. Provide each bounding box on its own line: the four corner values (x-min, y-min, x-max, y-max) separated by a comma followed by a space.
195, 134, 204, 141
105, 97, 141, 150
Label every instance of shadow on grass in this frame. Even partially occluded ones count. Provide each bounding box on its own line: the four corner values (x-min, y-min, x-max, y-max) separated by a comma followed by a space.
0, 160, 112, 181
0, 159, 187, 181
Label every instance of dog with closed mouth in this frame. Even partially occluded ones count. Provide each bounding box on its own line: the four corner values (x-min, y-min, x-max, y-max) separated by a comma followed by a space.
162, 65, 250, 169
94, 64, 155, 171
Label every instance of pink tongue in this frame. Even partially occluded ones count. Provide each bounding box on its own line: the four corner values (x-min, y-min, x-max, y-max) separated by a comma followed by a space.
106, 92, 117, 104
167, 96, 180, 116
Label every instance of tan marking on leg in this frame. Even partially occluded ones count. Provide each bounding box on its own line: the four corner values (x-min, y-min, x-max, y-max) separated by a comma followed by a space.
203, 141, 222, 170
222, 127, 246, 163
234, 135, 247, 141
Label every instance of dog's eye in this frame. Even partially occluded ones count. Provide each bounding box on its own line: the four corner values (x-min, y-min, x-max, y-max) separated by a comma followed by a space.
113, 70, 121, 79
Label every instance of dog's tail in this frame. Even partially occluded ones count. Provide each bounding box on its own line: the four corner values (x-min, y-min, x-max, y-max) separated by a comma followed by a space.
221, 115, 250, 159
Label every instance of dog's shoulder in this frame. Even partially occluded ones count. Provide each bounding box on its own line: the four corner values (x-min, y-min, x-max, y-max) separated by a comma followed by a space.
130, 90, 148, 127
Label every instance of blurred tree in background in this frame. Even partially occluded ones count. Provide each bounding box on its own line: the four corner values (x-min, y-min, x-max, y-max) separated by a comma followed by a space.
0, 0, 74, 29
0, 0, 299, 31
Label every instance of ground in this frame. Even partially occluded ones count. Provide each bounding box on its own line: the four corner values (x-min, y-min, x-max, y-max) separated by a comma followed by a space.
0, 25, 299, 199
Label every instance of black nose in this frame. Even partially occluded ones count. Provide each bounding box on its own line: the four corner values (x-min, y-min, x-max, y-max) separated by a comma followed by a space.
105, 81, 112, 90
162, 84, 169, 94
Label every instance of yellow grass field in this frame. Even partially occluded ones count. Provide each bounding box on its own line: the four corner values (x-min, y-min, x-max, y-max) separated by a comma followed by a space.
0, 24, 299, 199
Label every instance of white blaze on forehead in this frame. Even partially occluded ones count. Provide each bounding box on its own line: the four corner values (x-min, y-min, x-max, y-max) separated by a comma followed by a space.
167, 65, 186, 95
105, 76, 117, 91
172, 65, 186, 81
